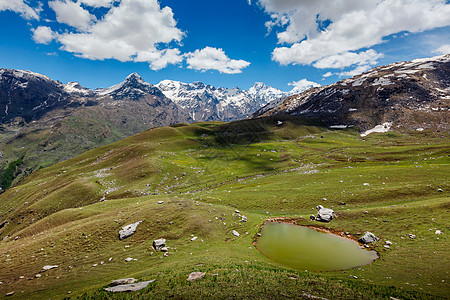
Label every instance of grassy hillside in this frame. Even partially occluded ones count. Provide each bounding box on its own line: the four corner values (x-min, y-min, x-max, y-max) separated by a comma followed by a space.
0, 116, 448, 299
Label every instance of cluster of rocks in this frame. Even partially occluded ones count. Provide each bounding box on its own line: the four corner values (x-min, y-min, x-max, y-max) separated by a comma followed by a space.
153, 238, 169, 254
234, 210, 247, 222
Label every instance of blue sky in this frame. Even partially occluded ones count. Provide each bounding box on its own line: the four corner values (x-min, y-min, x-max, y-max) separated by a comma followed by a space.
0, 0, 449, 91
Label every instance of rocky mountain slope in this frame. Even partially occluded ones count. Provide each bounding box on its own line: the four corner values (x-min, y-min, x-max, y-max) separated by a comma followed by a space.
0, 71, 191, 189
156, 80, 290, 121
252, 54, 450, 132
0, 70, 292, 189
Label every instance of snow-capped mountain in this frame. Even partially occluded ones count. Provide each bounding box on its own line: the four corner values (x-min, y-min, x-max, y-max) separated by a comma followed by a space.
252, 54, 450, 132
64, 82, 95, 96
96, 72, 164, 100
156, 80, 290, 121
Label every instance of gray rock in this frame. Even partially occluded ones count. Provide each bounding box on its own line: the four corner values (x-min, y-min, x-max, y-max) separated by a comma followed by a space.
316, 206, 334, 222
232, 230, 240, 237
301, 293, 329, 300
43, 265, 58, 271
409, 234, 416, 239
186, 272, 205, 281
153, 238, 166, 251
125, 257, 134, 262
119, 221, 143, 240
109, 278, 137, 286
358, 232, 379, 244
104, 280, 155, 292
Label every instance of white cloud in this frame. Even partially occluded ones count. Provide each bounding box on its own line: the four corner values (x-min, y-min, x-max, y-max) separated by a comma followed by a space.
338, 65, 371, 77
0, 0, 39, 19
135, 48, 184, 71
313, 50, 383, 69
186, 47, 250, 74
55, 0, 184, 69
49, 0, 96, 31
79, 0, 115, 8
433, 44, 450, 55
322, 72, 333, 78
32, 26, 56, 44
288, 79, 320, 94
259, 0, 450, 66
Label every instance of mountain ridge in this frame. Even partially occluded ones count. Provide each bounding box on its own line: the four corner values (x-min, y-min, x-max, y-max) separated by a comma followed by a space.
251, 54, 450, 132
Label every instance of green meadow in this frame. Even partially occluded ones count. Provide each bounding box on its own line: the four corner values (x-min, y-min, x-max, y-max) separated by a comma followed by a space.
0, 116, 448, 299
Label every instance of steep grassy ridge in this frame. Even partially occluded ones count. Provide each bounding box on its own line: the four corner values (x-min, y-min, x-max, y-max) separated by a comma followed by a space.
0, 117, 448, 299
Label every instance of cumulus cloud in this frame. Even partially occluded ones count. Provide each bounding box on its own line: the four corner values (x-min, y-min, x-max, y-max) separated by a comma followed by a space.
32, 26, 56, 44
135, 48, 184, 71
313, 50, 383, 69
322, 72, 333, 78
338, 65, 371, 77
186, 47, 250, 74
17, 0, 250, 73
259, 0, 450, 66
0, 0, 39, 19
433, 44, 450, 55
55, 0, 184, 69
49, 0, 96, 31
288, 79, 320, 94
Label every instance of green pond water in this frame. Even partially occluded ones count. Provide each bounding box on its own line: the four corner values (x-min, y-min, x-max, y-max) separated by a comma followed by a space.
257, 223, 378, 271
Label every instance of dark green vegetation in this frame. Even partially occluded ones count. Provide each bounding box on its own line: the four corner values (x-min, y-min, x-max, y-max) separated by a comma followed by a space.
0, 155, 24, 190
0, 116, 448, 299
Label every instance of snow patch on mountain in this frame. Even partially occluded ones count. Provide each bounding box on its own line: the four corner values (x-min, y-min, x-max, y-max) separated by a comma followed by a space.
360, 122, 392, 137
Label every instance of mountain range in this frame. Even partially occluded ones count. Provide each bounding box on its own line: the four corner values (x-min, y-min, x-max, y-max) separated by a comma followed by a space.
1, 54, 449, 189
0, 70, 289, 189
156, 80, 291, 121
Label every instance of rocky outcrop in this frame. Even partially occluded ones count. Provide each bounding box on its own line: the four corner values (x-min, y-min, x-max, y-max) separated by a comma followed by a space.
153, 238, 166, 251
186, 272, 205, 281
104, 280, 155, 292
358, 232, 379, 244
316, 205, 335, 222
109, 278, 137, 286
119, 221, 142, 240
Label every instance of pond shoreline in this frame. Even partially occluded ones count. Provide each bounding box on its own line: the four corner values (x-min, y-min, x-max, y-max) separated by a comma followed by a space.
252, 217, 380, 272
253, 216, 376, 251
